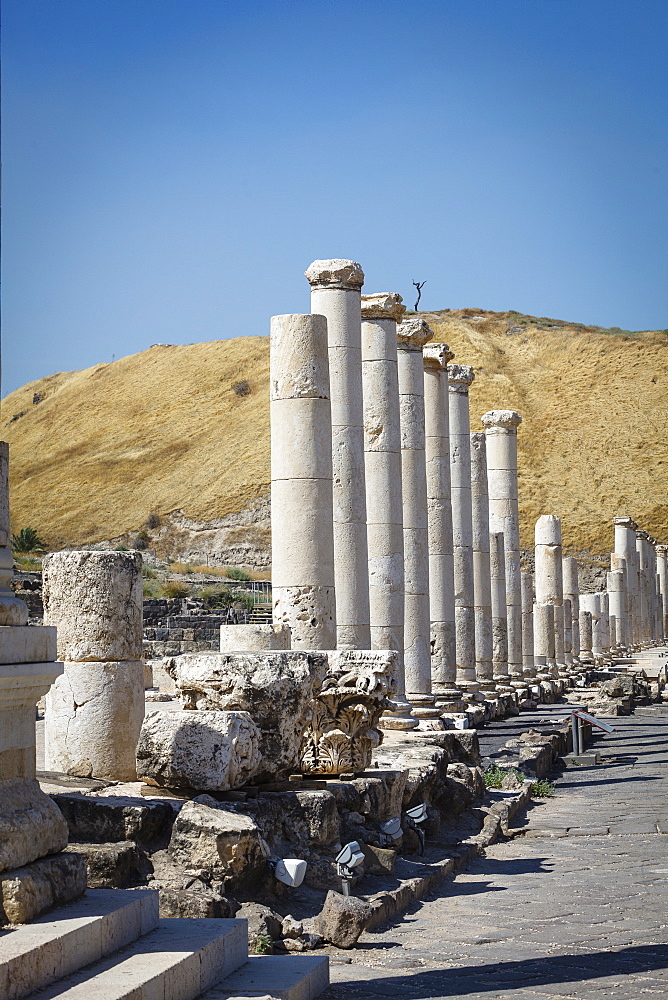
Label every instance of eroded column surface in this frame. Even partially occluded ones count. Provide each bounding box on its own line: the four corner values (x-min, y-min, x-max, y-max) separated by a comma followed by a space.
534, 514, 565, 675
270, 313, 336, 649
306, 259, 370, 649
563, 556, 580, 663
423, 344, 462, 711
0, 441, 62, 780
607, 561, 627, 649
614, 517, 639, 645
470, 431, 494, 695
492, 534, 511, 687
657, 545, 668, 638
449, 365, 479, 699
520, 571, 534, 675
397, 318, 439, 720
43, 550, 144, 780
361, 292, 416, 730
481, 409, 523, 684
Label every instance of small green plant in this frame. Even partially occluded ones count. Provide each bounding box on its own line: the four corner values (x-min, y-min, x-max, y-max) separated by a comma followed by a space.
132, 530, 151, 551
224, 566, 252, 582
143, 579, 162, 598
11, 527, 47, 555
162, 580, 190, 599
483, 765, 525, 789
530, 779, 555, 797
115, 544, 129, 551
142, 565, 157, 579
232, 379, 251, 397
253, 932, 273, 954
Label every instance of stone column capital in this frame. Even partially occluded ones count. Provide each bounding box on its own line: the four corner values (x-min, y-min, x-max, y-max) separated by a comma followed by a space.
656, 544, 668, 556
447, 363, 475, 391
423, 343, 455, 369
481, 409, 522, 430
614, 515, 637, 530
636, 529, 650, 542
305, 259, 364, 290
397, 317, 433, 351
361, 292, 405, 322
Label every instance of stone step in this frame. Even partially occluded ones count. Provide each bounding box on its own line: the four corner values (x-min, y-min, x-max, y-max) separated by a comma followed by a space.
0, 888, 159, 1000
27, 917, 247, 999
202, 955, 329, 1000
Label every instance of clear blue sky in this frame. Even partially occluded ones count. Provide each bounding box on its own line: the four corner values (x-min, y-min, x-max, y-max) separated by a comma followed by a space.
3, 0, 667, 396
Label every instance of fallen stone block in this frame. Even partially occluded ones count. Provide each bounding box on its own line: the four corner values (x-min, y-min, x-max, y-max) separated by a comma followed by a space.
0, 851, 87, 924
0, 777, 68, 872
238, 901, 283, 950
168, 796, 265, 879
136, 709, 262, 791
315, 890, 373, 948
51, 791, 173, 843
67, 840, 140, 888
158, 886, 237, 918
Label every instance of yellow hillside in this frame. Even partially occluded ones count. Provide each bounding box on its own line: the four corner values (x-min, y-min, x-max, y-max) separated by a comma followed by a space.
3, 310, 667, 557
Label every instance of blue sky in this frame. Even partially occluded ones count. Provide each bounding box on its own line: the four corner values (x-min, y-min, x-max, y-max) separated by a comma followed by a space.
3, 0, 667, 395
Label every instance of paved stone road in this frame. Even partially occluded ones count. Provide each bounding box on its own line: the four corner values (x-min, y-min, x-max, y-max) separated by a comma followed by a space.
322, 709, 668, 999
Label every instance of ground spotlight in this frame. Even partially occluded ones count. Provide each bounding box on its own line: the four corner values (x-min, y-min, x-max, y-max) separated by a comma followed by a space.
379, 816, 403, 847
404, 802, 428, 855
335, 840, 366, 896
269, 858, 308, 888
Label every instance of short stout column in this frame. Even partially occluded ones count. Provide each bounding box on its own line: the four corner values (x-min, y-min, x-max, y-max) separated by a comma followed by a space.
534, 515, 565, 677
448, 365, 480, 701
470, 431, 495, 697
270, 313, 336, 649
481, 410, 524, 685
579, 608, 594, 662
306, 259, 370, 649
423, 344, 462, 712
43, 550, 144, 781
361, 293, 417, 730
397, 318, 440, 720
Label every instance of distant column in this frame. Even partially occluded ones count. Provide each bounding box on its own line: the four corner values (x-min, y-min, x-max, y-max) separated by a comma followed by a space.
581, 594, 603, 660
657, 545, 668, 638
397, 318, 440, 720
607, 562, 627, 650
563, 557, 580, 663
470, 431, 495, 696
492, 534, 511, 688
614, 517, 639, 645
533, 603, 555, 675
534, 515, 564, 676
423, 343, 462, 711
579, 608, 594, 662
521, 571, 535, 675
481, 410, 524, 684
361, 292, 417, 730
270, 313, 336, 649
448, 364, 479, 700
306, 259, 370, 649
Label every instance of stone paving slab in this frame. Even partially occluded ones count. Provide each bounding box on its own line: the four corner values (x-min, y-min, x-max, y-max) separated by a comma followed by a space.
320, 711, 668, 1000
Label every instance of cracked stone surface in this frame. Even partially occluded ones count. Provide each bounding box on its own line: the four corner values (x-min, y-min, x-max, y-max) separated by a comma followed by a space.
320, 700, 668, 999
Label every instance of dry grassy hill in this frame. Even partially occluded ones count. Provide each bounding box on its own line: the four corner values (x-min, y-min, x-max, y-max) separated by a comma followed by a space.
3, 310, 667, 566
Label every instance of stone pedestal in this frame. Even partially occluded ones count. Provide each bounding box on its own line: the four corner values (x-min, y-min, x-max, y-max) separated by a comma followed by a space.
397, 319, 440, 722
449, 365, 479, 701
470, 432, 495, 696
43, 550, 144, 781
306, 260, 371, 650
270, 312, 336, 649
423, 344, 462, 712
481, 410, 523, 684
361, 293, 416, 730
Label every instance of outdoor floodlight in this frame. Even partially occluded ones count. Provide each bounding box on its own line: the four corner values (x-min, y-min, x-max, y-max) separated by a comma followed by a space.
269, 858, 307, 888
379, 816, 403, 847
336, 840, 366, 896
404, 802, 428, 855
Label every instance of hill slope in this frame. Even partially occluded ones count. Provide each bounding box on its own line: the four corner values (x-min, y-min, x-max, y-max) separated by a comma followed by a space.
3, 310, 666, 562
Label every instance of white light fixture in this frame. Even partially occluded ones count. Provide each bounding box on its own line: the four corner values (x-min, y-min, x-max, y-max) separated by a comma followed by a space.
269, 858, 308, 888
379, 816, 403, 847
335, 840, 366, 896
404, 803, 428, 855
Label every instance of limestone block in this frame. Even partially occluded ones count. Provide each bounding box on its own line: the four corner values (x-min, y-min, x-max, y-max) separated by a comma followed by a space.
301, 650, 395, 775
0, 851, 87, 925
219, 624, 291, 653
42, 550, 142, 661
70, 840, 140, 888
0, 626, 57, 665
364, 452, 403, 523
45, 660, 144, 781
136, 709, 262, 791
0, 778, 68, 872
270, 479, 334, 588
168, 796, 265, 877
315, 890, 373, 948
362, 365, 402, 453
270, 397, 332, 480
269, 313, 330, 400
166, 650, 328, 780
51, 792, 173, 843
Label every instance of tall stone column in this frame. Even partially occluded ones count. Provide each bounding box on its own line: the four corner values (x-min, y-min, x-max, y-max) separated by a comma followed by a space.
607, 562, 627, 650
481, 410, 524, 684
657, 544, 668, 638
361, 293, 416, 730
397, 318, 440, 720
647, 537, 659, 639
614, 517, 639, 645
0, 441, 62, 779
270, 313, 336, 649
563, 598, 573, 667
306, 259, 370, 649
534, 515, 565, 676
563, 556, 580, 663
423, 344, 462, 711
521, 571, 535, 674
579, 608, 594, 662
44, 550, 144, 781
492, 534, 511, 687
448, 365, 479, 699
636, 530, 652, 643
470, 431, 494, 696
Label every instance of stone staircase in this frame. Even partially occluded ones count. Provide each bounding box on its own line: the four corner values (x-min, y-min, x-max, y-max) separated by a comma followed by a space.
0, 888, 328, 1000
